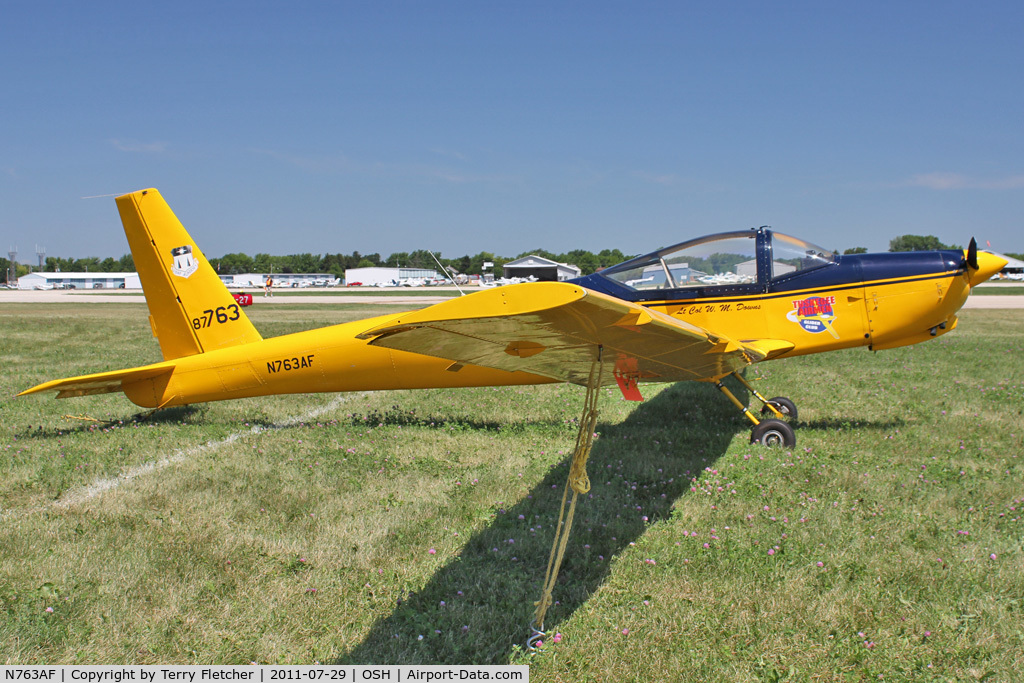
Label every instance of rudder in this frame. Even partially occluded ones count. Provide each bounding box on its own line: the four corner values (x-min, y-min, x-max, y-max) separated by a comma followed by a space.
116, 189, 263, 360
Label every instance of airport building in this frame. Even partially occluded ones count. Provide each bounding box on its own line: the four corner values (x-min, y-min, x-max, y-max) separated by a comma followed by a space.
991, 252, 1024, 280
218, 273, 338, 288
502, 255, 581, 282
16, 271, 342, 290
343, 267, 440, 286
17, 271, 141, 290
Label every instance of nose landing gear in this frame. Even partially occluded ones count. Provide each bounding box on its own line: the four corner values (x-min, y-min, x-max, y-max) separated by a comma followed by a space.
713, 372, 798, 448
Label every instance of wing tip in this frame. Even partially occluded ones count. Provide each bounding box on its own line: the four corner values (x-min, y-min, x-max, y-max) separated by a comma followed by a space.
740, 338, 796, 361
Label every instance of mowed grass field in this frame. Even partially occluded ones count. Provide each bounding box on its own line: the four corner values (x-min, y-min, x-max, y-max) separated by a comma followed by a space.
1, 302, 1021, 679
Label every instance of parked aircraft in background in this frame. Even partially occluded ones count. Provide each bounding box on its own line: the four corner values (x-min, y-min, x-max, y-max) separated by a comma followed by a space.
479, 275, 540, 288
20, 189, 1005, 448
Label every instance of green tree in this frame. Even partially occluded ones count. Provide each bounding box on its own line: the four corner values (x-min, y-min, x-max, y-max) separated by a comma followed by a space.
253, 253, 273, 273
290, 253, 320, 273
889, 235, 955, 252
45, 256, 72, 272
597, 248, 629, 269
213, 252, 255, 274
74, 257, 101, 272
276, 256, 294, 274
506, 248, 630, 275
467, 251, 504, 275
406, 249, 442, 269
843, 247, 868, 255
517, 248, 557, 261
318, 253, 345, 276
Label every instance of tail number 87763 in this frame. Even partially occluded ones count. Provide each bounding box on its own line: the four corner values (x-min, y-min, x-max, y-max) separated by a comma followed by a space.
192, 305, 240, 330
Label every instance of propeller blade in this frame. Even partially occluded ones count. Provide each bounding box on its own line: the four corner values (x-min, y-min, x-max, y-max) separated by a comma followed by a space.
967, 237, 979, 270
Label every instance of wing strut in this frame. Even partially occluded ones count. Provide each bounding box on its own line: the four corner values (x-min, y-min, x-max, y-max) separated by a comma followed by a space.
529, 346, 604, 648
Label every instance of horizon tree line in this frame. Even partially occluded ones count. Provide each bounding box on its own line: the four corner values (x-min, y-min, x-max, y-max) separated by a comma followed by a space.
2, 235, 1020, 282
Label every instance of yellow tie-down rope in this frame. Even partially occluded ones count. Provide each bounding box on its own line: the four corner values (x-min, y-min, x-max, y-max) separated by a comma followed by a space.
529, 349, 604, 648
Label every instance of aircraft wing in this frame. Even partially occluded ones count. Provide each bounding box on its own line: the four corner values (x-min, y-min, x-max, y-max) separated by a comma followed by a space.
358, 282, 770, 387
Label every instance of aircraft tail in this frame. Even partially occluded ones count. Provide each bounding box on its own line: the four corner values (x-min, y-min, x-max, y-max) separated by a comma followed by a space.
116, 189, 263, 360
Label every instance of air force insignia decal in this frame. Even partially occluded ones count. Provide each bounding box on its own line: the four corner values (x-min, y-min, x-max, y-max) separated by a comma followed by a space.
787, 295, 839, 339
170, 245, 199, 279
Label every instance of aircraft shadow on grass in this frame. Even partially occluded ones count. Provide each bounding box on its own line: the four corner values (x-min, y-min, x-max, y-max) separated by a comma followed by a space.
337, 380, 744, 665
345, 403, 566, 434
797, 417, 906, 433
13, 404, 208, 439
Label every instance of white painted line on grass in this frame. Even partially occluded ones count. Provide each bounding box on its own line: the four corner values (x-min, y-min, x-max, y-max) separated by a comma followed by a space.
1, 393, 362, 520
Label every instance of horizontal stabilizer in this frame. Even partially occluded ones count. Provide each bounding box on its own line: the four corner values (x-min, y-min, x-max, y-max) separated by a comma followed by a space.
359, 282, 763, 385
18, 364, 173, 400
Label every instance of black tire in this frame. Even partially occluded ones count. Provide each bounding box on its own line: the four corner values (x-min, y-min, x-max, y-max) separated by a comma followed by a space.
751, 419, 796, 448
761, 396, 798, 421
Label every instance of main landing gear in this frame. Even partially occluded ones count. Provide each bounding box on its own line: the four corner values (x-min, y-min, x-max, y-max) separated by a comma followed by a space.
713, 372, 797, 448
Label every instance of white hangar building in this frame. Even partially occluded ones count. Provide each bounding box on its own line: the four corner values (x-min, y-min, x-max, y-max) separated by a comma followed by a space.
343, 267, 440, 286
17, 272, 142, 290
502, 255, 581, 282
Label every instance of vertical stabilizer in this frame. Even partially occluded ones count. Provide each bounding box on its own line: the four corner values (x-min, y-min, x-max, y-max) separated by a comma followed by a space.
116, 189, 263, 361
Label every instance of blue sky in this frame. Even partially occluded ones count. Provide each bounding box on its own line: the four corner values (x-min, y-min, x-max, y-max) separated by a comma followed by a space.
2, 1, 1023, 262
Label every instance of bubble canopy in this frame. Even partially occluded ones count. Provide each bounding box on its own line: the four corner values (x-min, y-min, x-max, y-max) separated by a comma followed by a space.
597, 229, 836, 292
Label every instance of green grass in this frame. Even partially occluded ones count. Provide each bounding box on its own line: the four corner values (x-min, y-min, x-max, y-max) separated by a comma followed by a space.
1, 303, 1022, 679
971, 286, 1024, 295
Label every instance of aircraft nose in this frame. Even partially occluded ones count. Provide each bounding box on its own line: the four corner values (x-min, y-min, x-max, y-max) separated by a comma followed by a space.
968, 250, 1008, 287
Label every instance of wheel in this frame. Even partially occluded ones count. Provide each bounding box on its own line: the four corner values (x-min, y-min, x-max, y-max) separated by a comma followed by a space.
761, 396, 798, 421
750, 419, 796, 448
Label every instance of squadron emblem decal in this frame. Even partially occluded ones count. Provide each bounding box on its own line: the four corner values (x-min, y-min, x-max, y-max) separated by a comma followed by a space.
170, 245, 198, 279
787, 295, 839, 338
